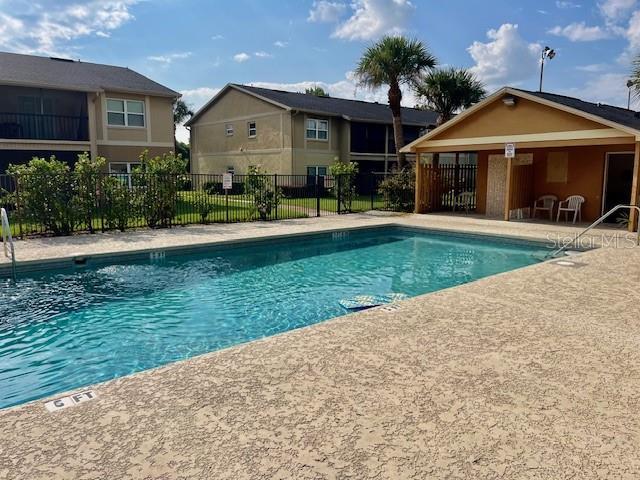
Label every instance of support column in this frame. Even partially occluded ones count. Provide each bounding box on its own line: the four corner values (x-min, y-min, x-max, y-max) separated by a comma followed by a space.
414, 152, 423, 213
87, 92, 98, 159
503, 156, 513, 221
629, 141, 640, 232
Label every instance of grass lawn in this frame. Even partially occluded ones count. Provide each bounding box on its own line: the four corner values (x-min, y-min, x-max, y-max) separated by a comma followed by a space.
6, 192, 395, 237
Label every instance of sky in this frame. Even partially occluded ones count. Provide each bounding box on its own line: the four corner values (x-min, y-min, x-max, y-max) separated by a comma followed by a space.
2, 0, 640, 143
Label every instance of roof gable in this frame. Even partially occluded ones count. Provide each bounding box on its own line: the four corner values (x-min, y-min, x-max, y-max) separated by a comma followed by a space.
188, 83, 439, 127
0, 51, 178, 97
402, 87, 640, 152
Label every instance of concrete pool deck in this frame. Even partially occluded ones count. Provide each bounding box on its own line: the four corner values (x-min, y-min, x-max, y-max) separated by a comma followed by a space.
1, 215, 639, 478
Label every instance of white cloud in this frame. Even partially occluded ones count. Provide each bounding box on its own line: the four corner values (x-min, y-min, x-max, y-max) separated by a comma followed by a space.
625, 10, 640, 50
147, 52, 192, 64
177, 71, 423, 142
548, 22, 610, 41
211, 34, 224, 40
556, 1, 581, 8
599, 0, 637, 21
561, 72, 639, 109
467, 24, 541, 91
274, 40, 288, 48
332, 0, 415, 41
233, 52, 251, 63
0, 1, 137, 56
248, 71, 420, 107
254, 51, 273, 58
575, 63, 609, 72
308, 1, 347, 23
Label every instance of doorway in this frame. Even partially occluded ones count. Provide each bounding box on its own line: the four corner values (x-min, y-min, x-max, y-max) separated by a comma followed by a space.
603, 152, 635, 222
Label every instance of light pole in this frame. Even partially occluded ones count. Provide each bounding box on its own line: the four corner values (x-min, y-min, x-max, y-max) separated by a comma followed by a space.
627, 79, 634, 109
539, 46, 556, 92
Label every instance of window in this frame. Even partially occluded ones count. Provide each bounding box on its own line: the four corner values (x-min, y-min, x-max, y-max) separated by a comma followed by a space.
107, 99, 145, 127
109, 162, 141, 188
225, 124, 234, 136
306, 118, 329, 140
247, 121, 257, 138
306, 166, 328, 186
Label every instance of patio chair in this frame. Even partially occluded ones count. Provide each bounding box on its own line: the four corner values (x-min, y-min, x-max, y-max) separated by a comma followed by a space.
532, 195, 557, 220
556, 195, 585, 224
453, 191, 475, 214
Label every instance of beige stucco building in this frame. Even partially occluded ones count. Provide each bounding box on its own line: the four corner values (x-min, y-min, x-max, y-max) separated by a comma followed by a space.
0, 52, 179, 173
402, 87, 640, 231
187, 84, 438, 176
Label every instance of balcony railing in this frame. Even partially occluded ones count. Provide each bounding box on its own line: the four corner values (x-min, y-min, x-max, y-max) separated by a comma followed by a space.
0, 112, 89, 142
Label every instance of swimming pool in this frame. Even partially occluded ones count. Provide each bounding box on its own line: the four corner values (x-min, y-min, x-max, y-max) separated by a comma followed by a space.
0, 227, 548, 409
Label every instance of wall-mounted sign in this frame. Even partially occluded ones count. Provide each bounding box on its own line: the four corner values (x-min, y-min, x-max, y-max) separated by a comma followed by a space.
44, 390, 97, 412
505, 143, 516, 158
222, 173, 233, 190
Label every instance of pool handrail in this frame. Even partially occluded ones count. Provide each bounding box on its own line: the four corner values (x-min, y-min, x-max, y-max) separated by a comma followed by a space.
549, 204, 640, 257
1, 207, 16, 280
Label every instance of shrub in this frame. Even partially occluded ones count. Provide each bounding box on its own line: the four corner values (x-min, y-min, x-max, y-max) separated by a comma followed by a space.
132, 150, 187, 228
101, 176, 131, 232
245, 166, 281, 220
378, 168, 415, 212
7, 156, 77, 235
74, 153, 105, 233
329, 161, 358, 212
193, 191, 215, 223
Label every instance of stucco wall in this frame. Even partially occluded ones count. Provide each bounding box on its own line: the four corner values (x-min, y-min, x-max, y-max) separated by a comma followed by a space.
190, 88, 291, 174
98, 145, 172, 164
97, 91, 174, 145
430, 97, 609, 141
478, 144, 634, 222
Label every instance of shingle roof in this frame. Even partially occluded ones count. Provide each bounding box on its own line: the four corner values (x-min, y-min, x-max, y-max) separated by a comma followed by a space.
0, 51, 178, 97
514, 88, 640, 132
228, 84, 438, 126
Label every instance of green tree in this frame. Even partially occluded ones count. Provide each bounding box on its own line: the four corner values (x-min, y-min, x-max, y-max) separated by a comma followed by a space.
245, 165, 281, 220
173, 98, 193, 152
329, 161, 359, 212
304, 86, 329, 97
355, 36, 437, 169
414, 67, 486, 126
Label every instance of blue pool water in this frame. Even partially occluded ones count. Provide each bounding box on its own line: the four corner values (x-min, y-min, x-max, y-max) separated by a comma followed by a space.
0, 227, 548, 409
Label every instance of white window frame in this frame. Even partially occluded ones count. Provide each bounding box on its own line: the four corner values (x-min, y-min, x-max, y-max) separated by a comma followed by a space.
106, 98, 146, 127
109, 162, 141, 188
247, 121, 257, 138
306, 118, 329, 141
225, 124, 234, 136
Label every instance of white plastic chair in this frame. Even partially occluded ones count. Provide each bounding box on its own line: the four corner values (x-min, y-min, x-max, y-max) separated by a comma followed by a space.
556, 195, 585, 224
532, 195, 557, 220
453, 191, 475, 213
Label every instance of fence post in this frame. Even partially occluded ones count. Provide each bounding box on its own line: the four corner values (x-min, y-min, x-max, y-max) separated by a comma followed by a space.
370, 174, 375, 211
315, 175, 321, 217
336, 175, 341, 215
15, 175, 23, 238
274, 174, 278, 220
225, 186, 229, 223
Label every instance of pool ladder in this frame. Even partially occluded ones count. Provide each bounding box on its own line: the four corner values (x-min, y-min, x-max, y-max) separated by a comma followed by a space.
549, 204, 640, 258
1, 208, 16, 281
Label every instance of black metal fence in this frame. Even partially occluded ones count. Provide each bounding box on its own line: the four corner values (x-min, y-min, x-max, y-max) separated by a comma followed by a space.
0, 172, 414, 238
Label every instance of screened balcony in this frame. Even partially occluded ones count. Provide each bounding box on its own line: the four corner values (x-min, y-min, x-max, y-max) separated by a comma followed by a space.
0, 86, 89, 142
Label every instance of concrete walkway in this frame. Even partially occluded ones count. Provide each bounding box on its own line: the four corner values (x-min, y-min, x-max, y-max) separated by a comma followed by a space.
1, 215, 639, 479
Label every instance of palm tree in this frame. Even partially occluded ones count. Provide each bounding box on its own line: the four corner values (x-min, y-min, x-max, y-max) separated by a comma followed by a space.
355, 36, 437, 169
415, 67, 486, 126
172, 99, 194, 153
